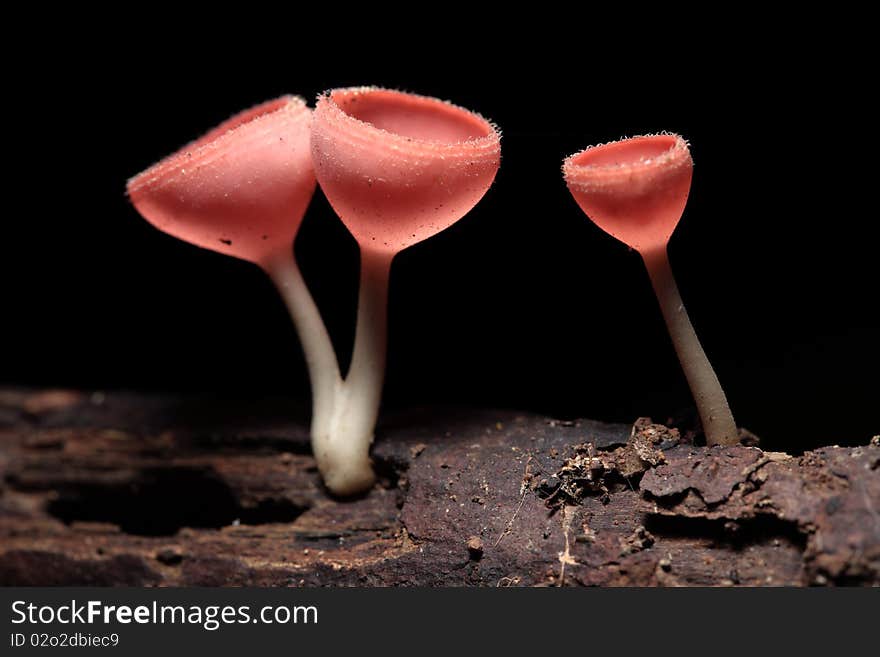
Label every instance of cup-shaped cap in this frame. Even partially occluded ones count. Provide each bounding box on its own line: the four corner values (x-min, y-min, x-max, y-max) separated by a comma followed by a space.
563, 134, 693, 252
127, 96, 315, 264
311, 87, 501, 254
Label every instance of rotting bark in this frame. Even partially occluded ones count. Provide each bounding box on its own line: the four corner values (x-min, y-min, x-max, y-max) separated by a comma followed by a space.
0, 389, 877, 586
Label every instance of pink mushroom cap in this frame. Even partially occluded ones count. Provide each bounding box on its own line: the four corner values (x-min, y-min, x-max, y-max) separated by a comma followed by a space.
311, 87, 501, 254
127, 96, 316, 264
563, 134, 693, 253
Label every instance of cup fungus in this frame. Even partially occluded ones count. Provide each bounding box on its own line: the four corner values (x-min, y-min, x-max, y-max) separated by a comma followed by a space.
127, 89, 500, 497
311, 87, 501, 493
127, 95, 341, 488
563, 134, 738, 447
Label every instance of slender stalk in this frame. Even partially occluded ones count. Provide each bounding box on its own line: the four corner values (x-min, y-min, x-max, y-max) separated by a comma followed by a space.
314, 249, 393, 495
262, 250, 342, 437
344, 249, 393, 429
263, 247, 393, 495
641, 247, 738, 446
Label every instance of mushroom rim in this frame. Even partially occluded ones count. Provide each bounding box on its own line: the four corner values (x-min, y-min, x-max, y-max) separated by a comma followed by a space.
314, 86, 501, 155
127, 95, 311, 196
562, 133, 691, 186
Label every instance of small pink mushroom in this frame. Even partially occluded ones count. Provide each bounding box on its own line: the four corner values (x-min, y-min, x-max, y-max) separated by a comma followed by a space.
126, 91, 500, 496
311, 87, 501, 494
127, 96, 315, 265
127, 96, 342, 478
563, 134, 738, 446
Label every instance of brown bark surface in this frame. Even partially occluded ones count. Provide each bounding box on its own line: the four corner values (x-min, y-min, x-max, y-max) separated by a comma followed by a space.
1, 389, 877, 586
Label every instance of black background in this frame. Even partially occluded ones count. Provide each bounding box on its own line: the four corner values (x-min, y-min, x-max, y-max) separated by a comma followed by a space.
6, 19, 876, 452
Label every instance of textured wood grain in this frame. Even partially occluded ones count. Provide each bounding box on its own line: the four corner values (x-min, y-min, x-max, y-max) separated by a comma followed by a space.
1, 389, 877, 586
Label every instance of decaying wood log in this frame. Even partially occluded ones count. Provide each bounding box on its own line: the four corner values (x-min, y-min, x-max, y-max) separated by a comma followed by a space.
1, 389, 877, 586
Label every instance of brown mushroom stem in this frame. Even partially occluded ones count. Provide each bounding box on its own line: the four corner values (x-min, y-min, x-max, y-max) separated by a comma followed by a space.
641, 247, 738, 446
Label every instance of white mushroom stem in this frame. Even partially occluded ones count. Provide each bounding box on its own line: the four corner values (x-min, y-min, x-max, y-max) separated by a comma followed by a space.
315, 249, 392, 495
641, 246, 739, 447
263, 248, 393, 496
263, 251, 342, 430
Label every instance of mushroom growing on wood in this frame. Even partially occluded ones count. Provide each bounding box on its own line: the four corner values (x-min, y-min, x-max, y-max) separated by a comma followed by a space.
127, 90, 501, 497
311, 87, 501, 494
563, 134, 738, 446
127, 95, 340, 484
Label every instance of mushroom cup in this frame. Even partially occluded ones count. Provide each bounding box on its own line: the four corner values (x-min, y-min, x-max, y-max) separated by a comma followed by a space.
127, 96, 315, 266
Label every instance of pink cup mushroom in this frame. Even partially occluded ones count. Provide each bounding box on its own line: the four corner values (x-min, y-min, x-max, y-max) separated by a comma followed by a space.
563, 134, 738, 447
127, 90, 501, 497
127, 96, 315, 265
127, 95, 342, 481
311, 86, 501, 494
